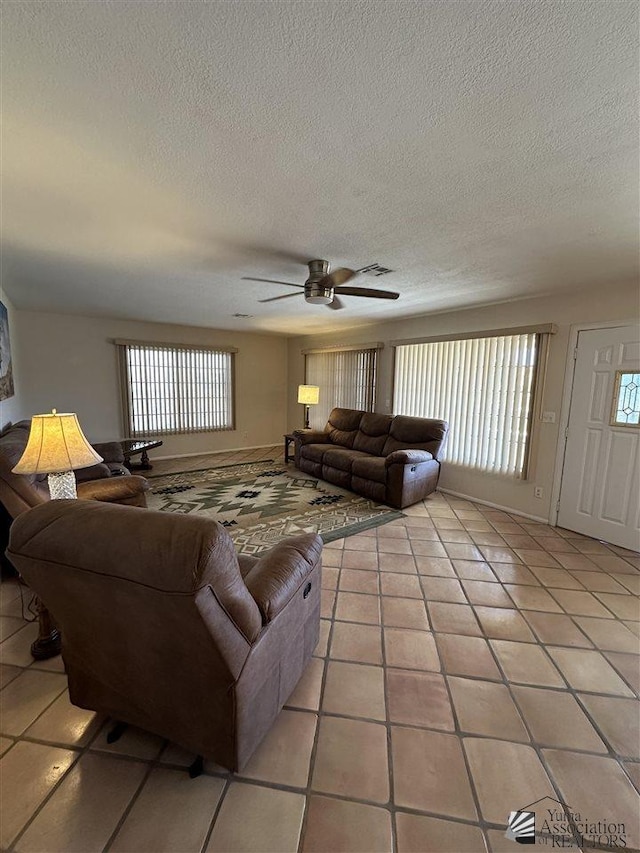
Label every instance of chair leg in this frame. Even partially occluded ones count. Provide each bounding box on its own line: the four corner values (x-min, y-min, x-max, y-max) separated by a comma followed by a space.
31, 599, 61, 660
188, 756, 204, 778
106, 721, 128, 744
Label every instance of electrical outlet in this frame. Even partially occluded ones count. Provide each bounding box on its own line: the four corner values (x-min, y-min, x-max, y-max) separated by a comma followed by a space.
534, 486, 544, 499
542, 411, 556, 423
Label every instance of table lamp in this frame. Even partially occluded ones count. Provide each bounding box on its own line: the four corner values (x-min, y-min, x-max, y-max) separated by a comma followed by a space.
12, 410, 103, 499
297, 385, 320, 429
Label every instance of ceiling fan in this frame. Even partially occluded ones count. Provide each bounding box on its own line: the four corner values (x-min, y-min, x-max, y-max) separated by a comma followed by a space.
241, 259, 400, 310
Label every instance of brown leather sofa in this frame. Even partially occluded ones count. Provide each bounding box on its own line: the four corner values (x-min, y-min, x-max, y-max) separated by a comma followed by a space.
295, 408, 448, 509
0, 420, 149, 518
7, 499, 322, 772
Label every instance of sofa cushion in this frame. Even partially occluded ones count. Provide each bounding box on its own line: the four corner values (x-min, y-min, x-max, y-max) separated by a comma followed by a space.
352, 455, 387, 484
323, 447, 370, 472
300, 443, 331, 464
353, 412, 392, 456
92, 441, 126, 464
321, 465, 352, 489
351, 476, 386, 503
299, 459, 323, 479
0, 429, 38, 485
326, 408, 365, 449
1, 420, 31, 435
382, 415, 448, 458
76, 462, 112, 482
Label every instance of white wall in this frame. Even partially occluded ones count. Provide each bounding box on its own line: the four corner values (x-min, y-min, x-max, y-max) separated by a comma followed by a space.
0, 289, 26, 428
287, 284, 640, 520
13, 310, 288, 456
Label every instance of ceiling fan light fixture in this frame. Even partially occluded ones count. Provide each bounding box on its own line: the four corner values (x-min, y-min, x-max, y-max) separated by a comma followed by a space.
305, 283, 334, 305
242, 258, 400, 309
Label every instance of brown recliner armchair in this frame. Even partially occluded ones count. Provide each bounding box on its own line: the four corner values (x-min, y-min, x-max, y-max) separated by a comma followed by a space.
7, 499, 322, 773
0, 420, 149, 517
0, 420, 151, 658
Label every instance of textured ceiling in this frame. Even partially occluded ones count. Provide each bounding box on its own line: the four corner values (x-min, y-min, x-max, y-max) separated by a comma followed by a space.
2, 0, 638, 335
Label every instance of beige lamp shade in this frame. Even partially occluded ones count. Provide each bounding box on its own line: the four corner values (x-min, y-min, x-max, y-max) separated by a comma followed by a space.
297, 385, 320, 405
12, 410, 103, 475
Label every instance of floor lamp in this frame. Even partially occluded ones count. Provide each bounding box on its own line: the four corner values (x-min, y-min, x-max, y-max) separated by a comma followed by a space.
12, 409, 103, 657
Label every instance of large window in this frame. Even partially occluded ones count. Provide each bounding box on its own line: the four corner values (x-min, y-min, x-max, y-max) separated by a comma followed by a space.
393, 330, 546, 477
304, 345, 379, 430
116, 340, 236, 437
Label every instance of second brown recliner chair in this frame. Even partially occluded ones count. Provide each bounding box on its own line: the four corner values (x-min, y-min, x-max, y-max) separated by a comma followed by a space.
7, 499, 322, 773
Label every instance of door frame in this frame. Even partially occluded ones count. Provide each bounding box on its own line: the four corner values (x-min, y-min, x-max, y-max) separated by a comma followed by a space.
549, 318, 637, 528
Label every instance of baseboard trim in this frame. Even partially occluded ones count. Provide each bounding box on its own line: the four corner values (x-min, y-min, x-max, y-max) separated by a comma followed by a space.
438, 488, 549, 524
153, 443, 279, 462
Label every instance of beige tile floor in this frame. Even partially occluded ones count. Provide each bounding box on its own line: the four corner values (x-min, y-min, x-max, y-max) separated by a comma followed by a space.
1, 445, 639, 852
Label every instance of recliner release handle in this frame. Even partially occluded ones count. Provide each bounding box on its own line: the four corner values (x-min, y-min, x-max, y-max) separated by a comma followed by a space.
303, 581, 312, 599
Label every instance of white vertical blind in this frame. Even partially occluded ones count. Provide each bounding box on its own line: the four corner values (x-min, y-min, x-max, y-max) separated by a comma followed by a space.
305, 348, 378, 430
119, 343, 234, 436
393, 333, 538, 477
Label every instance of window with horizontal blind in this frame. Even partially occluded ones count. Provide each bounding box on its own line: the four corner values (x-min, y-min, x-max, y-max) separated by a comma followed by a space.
393, 332, 541, 477
116, 341, 235, 437
304, 346, 378, 430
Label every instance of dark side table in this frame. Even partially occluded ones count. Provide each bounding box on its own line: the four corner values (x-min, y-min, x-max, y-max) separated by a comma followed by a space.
121, 439, 163, 470
284, 434, 296, 463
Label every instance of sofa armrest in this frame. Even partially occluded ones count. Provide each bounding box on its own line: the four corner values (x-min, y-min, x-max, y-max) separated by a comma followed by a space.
92, 441, 125, 464
244, 533, 322, 623
385, 449, 433, 467
77, 475, 149, 502
294, 431, 329, 446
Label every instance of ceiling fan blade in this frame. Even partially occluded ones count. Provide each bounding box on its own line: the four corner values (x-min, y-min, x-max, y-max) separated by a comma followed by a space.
242, 277, 304, 288
258, 292, 304, 303
334, 286, 399, 300
322, 268, 356, 288
326, 295, 345, 310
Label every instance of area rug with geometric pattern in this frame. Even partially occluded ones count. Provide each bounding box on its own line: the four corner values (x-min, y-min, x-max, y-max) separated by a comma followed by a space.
146, 460, 403, 555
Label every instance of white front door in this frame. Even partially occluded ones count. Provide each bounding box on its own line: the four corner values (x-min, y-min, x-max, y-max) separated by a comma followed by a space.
557, 325, 640, 550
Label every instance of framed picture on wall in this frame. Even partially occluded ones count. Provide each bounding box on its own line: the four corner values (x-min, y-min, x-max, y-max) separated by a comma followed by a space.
0, 301, 14, 401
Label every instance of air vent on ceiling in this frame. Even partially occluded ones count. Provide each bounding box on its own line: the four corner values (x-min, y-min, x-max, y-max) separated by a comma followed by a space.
359, 263, 394, 277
